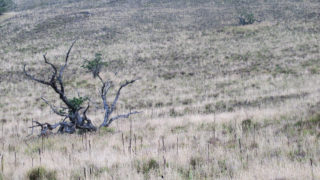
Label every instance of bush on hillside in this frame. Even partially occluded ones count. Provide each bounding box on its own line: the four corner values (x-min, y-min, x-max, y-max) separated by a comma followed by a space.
27, 166, 57, 180
0, 0, 14, 15
238, 11, 256, 25
0, 0, 7, 15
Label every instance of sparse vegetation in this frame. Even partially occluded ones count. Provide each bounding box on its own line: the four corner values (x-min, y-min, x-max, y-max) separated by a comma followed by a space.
142, 159, 159, 175
27, 166, 57, 180
0, 0, 320, 179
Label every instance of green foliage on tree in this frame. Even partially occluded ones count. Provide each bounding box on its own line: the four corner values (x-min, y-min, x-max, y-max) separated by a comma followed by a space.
82, 53, 108, 78
68, 96, 88, 110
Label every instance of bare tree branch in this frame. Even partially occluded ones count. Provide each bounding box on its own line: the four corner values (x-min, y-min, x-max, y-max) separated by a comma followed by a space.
110, 79, 138, 113
97, 74, 104, 84
23, 64, 51, 86
26, 120, 35, 137
99, 80, 113, 127
82, 103, 91, 123
29, 121, 43, 128
44, 122, 60, 130
41, 97, 67, 116
101, 81, 112, 107
29, 121, 61, 136
23, 42, 77, 111
106, 111, 141, 127
43, 53, 57, 83
58, 41, 76, 94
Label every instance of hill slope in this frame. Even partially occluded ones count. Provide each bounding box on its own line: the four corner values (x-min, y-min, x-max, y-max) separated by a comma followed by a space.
0, 0, 320, 179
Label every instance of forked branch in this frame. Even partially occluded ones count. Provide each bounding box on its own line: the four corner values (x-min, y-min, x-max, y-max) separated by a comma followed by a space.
29, 121, 60, 136
100, 78, 140, 127
106, 110, 141, 127
24, 42, 76, 111
41, 97, 67, 117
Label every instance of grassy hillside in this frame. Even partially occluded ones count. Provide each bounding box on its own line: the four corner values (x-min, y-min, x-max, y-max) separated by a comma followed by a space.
0, 0, 320, 179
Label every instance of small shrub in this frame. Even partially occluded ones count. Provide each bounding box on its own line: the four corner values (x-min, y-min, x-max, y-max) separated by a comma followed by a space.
142, 159, 159, 174
134, 158, 159, 175
293, 114, 320, 135
222, 123, 235, 134
0, 0, 7, 15
181, 98, 193, 105
189, 156, 203, 170
241, 119, 252, 133
204, 103, 214, 114
161, 72, 176, 80
215, 101, 227, 112
239, 11, 255, 25
310, 67, 319, 74
295, 114, 320, 129
169, 108, 181, 117
218, 160, 228, 173
288, 148, 306, 162
27, 166, 57, 180
155, 102, 164, 107
0, 0, 14, 15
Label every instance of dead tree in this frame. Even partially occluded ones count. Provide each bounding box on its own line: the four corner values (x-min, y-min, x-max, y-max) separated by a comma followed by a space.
97, 76, 139, 127
24, 42, 140, 136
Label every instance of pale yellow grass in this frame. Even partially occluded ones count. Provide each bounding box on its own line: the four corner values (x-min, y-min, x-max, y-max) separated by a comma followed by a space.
0, 0, 320, 179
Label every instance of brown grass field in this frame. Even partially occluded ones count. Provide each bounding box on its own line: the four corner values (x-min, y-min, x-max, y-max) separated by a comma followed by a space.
0, 0, 320, 179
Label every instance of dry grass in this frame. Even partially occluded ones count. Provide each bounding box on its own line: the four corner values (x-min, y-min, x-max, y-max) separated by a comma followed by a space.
0, 0, 320, 179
